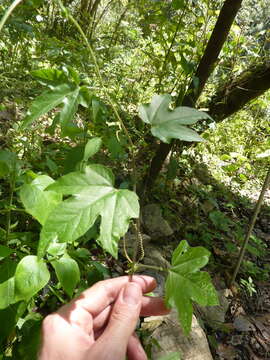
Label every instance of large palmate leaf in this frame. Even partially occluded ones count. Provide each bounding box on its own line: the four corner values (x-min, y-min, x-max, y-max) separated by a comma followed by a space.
22, 67, 93, 136
138, 94, 211, 143
32, 68, 69, 87
21, 83, 78, 129
39, 165, 139, 258
59, 86, 82, 137
20, 175, 62, 225
165, 240, 218, 335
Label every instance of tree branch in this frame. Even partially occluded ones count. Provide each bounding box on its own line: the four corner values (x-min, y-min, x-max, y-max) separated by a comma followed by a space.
208, 61, 270, 121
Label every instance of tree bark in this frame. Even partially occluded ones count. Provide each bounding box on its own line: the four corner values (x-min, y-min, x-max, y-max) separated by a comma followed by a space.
143, 0, 243, 191
80, 0, 92, 14
80, 0, 101, 19
177, 0, 243, 107
208, 61, 270, 121
90, 0, 102, 17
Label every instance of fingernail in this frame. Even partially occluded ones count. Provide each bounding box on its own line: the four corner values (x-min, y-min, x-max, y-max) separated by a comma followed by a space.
123, 282, 141, 305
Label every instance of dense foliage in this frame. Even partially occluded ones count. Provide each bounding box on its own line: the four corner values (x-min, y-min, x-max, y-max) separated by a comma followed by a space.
0, 0, 269, 359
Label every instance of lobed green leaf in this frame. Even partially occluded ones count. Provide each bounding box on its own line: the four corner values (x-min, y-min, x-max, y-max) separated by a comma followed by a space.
39, 166, 139, 258
20, 176, 62, 225
165, 240, 219, 335
138, 94, 211, 143
21, 83, 78, 129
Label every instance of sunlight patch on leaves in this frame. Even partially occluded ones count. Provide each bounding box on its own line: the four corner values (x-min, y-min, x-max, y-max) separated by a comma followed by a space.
14, 256, 50, 301
20, 175, 62, 225
138, 94, 211, 143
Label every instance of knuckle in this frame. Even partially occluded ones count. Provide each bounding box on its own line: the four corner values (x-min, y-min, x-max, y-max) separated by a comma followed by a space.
42, 313, 58, 332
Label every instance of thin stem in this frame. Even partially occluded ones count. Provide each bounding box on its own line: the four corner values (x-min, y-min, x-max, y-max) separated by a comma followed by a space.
230, 167, 270, 287
91, 0, 114, 36
48, 285, 66, 304
136, 263, 167, 273
123, 235, 132, 263
0, 0, 25, 34
57, 0, 141, 270
5, 175, 15, 243
56, 0, 137, 187
157, 7, 186, 91
1, 208, 26, 213
56, 1, 134, 148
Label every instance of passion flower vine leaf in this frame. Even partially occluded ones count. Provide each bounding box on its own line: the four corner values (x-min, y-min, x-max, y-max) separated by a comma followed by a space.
38, 165, 139, 259
20, 175, 62, 225
165, 240, 219, 335
21, 83, 78, 129
21, 67, 93, 137
138, 94, 211, 143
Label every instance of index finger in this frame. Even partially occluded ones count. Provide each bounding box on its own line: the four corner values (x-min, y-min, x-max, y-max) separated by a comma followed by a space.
70, 275, 157, 317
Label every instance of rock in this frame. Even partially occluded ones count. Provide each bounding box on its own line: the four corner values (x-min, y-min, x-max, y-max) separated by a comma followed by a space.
142, 204, 174, 239
253, 228, 270, 242
143, 309, 213, 360
140, 246, 170, 296
143, 246, 170, 269
216, 343, 238, 359
233, 315, 255, 332
196, 289, 230, 325
119, 232, 151, 258
230, 334, 243, 346
259, 217, 270, 233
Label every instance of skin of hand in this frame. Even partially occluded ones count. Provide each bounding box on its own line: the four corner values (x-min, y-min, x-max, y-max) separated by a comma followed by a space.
38, 275, 170, 360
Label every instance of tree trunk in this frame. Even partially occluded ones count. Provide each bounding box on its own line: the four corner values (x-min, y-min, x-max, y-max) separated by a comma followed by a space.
90, 0, 102, 17
143, 0, 243, 191
177, 0, 243, 107
80, 0, 92, 14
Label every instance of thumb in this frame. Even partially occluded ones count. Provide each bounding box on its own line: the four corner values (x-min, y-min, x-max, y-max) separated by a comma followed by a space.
90, 282, 142, 360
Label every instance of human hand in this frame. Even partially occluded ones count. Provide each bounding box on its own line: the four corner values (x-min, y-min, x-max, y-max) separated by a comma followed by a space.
38, 275, 170, 360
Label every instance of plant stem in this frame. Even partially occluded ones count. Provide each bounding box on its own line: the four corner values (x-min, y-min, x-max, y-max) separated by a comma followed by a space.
1, 208, 26, 213
5, 175, 15, 243
136, 263, 167, 273
48, 285, 65, 304
56, 1, 135, 151
56, 0, 138, 189
0, 0, 25, 34
230, 167, 270, 286
157, 7, 186, 92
